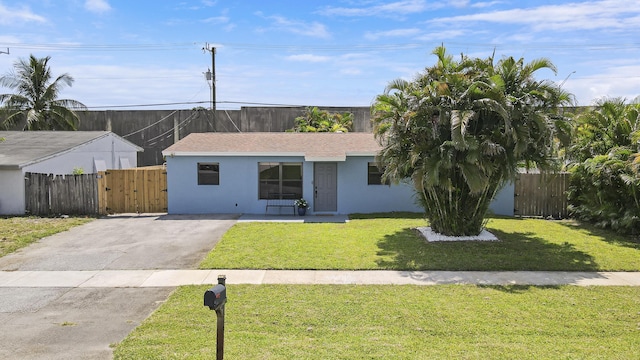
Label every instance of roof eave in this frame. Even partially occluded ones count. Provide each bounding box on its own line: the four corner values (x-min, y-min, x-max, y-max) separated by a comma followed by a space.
162, 151, 307, 158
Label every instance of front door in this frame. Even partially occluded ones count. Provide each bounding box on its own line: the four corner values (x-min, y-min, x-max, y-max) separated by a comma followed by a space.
314, 163, 337, 212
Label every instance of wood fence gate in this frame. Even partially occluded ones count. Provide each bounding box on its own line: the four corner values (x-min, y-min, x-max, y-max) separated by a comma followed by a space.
25, 173, 100, 215
97, 167, 167, 214
514, 172, 569, 218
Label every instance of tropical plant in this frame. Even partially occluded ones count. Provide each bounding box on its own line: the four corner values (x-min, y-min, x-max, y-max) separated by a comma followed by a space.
569, 98, 640, 162
372, 45, 572, 236
72, 167, 85, 175
288, 106, 353, 132
0, 54, 86, 130
567, 98, 640, 234
568, 148, 640, 234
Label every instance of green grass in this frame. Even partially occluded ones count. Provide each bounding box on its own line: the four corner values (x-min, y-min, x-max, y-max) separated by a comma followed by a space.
0, 216, 94, 258
114, 284, 640, 360
200, 215, 640, 271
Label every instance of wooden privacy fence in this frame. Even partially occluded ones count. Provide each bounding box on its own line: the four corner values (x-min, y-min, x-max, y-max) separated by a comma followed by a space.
25, 172, 100, 215
514, 172, 569, 219
24, 167, 167, 216
98, 167, 167, 214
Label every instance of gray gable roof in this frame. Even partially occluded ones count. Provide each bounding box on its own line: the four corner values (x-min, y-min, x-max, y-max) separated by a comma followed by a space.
0, 131, 142, 170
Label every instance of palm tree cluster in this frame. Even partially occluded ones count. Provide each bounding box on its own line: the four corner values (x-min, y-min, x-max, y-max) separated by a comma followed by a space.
0, 55, 86, 130
372, 46, 573, 236
567, 98, 640, 234
288, 106, 353, 132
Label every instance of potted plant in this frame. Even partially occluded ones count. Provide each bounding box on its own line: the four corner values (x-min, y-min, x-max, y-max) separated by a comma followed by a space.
294, 198, 308, 216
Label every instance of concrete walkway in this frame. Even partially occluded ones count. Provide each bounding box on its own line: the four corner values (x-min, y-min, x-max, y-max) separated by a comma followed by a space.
2, 269, 640, 287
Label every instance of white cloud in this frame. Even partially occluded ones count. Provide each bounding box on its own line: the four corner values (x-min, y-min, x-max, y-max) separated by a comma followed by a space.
415, 29, 466, 41
259, 14, 331, 39
364, 28, 421, 40
202, 16, 229, 24
285, 54, 331, 63
341, 68, 362, 75
319, 0, 433, 17
0, 35, 22, 43
471, 1, 503, 8
85, 0, 111, 14
431, 0, 640, 32
0, 3, 46, 25
449, 0, 470, 7
566, 64, 640, 105
64, 64, 206, 108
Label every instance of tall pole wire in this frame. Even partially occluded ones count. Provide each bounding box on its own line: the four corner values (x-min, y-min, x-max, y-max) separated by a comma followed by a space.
203, 43, 216, 131
203, 43, 216, 111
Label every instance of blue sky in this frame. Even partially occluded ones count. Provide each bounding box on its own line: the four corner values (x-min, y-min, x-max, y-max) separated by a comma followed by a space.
1, 0, 639, 110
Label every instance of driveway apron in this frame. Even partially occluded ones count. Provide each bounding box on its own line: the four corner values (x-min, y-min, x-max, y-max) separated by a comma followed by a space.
0, 214, 238, 360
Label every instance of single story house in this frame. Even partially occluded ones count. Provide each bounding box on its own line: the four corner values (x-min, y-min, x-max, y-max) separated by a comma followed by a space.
0, 131, 142, 215
162, 132, 514, 216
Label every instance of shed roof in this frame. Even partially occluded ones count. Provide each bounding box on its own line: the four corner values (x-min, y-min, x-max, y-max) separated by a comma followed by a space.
162, 132, 382, 161
0, 131, 143, 170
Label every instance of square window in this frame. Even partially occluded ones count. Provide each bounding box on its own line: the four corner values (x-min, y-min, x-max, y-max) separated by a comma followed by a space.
368, 162, 389, 185
198, 163, 219, 185
259, 162, 302, 199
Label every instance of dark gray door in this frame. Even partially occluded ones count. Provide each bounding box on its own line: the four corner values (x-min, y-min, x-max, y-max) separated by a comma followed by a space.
314, 163, 337, 212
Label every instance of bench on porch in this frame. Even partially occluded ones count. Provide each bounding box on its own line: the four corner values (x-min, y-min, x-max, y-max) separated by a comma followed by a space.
265, 193, 297, 215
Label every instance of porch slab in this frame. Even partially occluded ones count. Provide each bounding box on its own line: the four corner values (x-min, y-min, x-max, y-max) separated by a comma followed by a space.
238, 214, 349, 223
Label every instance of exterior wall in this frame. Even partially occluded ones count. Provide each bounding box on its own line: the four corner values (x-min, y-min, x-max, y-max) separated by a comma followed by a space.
166, 155, 302, 214
0, 170, 26, 215
337, 157, 421, 213
22, 135, 138, 175
489, 182, 515, 216
165, 155, 422, 215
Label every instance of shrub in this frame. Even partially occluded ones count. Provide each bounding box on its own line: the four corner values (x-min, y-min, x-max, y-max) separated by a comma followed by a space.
568, 148, 640, 235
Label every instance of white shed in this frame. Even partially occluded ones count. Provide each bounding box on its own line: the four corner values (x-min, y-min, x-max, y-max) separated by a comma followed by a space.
0, 131, 143, 215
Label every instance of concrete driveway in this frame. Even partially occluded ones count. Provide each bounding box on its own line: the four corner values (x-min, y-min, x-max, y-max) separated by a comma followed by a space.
0, 214, 237, 360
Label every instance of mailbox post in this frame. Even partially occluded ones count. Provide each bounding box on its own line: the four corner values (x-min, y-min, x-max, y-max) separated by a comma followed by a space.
204, 275, 227, 360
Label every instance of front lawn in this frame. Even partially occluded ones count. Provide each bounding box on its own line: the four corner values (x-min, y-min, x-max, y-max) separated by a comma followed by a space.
199, 215, 640, 271
0, 216, 94, 258
114, 284, 640, 359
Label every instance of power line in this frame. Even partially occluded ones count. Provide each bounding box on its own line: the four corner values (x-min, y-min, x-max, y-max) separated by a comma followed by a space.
122, 110, 180, 138
3, 41, 640, 53
86, 101, 209, 109
0, 42, 197, 52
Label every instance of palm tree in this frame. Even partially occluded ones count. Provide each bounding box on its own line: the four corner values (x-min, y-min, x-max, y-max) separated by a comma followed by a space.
372, 46, 572, 236
0, 54, 86, 130
570, 98, 640, 162
567, 98, 640, 234
288, 106, 353, 132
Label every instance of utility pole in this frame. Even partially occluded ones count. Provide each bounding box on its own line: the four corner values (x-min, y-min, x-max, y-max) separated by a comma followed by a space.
203, 43, 216, 111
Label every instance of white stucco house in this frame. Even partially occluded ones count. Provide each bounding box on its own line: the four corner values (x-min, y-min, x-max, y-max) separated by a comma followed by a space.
0, 131, 142, 215
162, 132, 514, 216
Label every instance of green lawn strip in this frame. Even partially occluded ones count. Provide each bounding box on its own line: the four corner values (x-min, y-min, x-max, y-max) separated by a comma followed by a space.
114, 285, 640, 360
0, 216, 94, 258
199, 216, 640, 271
